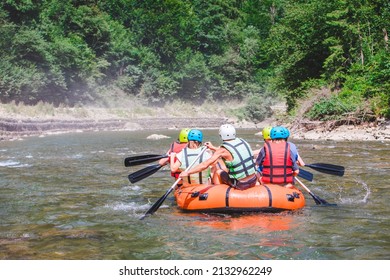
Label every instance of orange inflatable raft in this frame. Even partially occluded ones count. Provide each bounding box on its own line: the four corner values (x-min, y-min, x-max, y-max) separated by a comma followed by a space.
174, 183, 305, 213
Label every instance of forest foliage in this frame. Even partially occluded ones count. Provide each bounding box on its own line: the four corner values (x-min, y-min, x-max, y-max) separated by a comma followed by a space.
0, 0, 389, 122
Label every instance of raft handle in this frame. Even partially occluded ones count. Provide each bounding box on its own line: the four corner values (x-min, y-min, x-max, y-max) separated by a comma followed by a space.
286, 194, 295, 202
191, 191, 200, 197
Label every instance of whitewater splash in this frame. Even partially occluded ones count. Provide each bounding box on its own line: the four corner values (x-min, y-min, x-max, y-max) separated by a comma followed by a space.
0, 160, 30, 168
103, 201, 165, 220
106, 202, 150, 212
0, 160, 19, 167
337, 180, 371, 204
360, 181, 371, 203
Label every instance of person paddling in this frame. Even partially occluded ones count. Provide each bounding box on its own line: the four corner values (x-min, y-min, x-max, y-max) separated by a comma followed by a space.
256, 126, 304, 187
253, 126, 273, 159
158, 128, 190, 181
284, 127, 305, 167
180, 124, 257, 190
170, 129, 212, 186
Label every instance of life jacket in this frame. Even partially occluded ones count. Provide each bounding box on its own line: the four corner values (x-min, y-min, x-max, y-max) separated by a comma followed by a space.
178, 147, 210, 185
169, 141, 188, 179
221, 138, 256, 180
262, 141, 294, 184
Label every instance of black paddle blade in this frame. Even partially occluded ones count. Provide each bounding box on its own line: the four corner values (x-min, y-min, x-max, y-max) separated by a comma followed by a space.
128, 164, 162, 183
139, 147, 207, 220
124, 154, 167, 167
306, 163, 345, 176
295, 177, 337, 207
309, 192, 337, 206
298, 168, 314, 181
140, 189, 173, 220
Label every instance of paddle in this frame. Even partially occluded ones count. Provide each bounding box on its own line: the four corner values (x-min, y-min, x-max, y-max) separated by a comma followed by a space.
140, 147, 207, 220
304, 163, 345, 177
128, 164, 163, 183
295, 177, 337, 206
298, 168, 313, 182
124, 154, 167, 167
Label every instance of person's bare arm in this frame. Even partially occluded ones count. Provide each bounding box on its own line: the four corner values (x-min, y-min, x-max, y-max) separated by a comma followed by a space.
180, 148, 230, 177
158, 157, 169, 166
204, 142, 218, 151
170, 153, 181, 173
297, 155, 305, 166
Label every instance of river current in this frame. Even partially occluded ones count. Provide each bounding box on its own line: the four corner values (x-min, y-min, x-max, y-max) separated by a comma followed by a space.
0, 129, 389, 260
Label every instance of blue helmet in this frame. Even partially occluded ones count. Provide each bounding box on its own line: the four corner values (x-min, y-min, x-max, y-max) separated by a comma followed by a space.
270, 126, 289, 139
187, 129, 203, 142
282, 127, 290, 138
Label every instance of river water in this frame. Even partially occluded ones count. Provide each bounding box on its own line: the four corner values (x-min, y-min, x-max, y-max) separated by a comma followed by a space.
0, 129, 389, 260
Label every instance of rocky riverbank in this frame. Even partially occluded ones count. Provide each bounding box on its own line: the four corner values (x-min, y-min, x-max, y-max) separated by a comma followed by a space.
2, 115, 390, 142
0, 116, 232, 141
288, 119, 390, 141
1, 100, 389, 141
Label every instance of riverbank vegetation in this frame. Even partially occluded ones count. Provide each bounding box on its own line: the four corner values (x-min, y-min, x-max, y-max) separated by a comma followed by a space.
0, 0, 389, 123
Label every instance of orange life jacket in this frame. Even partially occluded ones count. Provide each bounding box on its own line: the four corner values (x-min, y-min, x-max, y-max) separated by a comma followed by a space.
262, 141, 294, 184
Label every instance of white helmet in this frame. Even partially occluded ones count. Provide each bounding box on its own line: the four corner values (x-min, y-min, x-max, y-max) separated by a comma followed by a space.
219, 124, 236, 140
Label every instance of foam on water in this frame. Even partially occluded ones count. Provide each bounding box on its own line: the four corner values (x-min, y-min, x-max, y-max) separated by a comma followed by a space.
105, 202, 152, 213
123, 185, 142, 192
0, 160, 21, 167
68, 153, 83, 159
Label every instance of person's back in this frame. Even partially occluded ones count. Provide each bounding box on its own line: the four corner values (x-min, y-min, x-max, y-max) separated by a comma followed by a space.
221, 137, 256, 181
257, 126, 299, 185
214, 124, 257, 189
171, 129, 211, 185
261, 139, 294, 184
179, 124, 257, 190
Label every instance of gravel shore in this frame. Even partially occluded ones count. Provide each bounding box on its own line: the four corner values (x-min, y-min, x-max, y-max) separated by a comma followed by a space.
1, 115, 390, 142
0, 116, 231, 141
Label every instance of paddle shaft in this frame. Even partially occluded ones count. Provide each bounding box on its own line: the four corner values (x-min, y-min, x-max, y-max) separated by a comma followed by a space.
140, 147, 208, 219
124, 154, 167, 167
295, 177, 313, 194
305, 163, 345, 176
295, 177, 337, 206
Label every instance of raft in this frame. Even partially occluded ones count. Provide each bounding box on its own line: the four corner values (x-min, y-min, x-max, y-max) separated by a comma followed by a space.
174, 183, 305, 213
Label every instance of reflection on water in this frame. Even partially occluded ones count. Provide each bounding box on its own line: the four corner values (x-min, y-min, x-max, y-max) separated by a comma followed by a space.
0, 130, 389, 260
187, 212, 297, 232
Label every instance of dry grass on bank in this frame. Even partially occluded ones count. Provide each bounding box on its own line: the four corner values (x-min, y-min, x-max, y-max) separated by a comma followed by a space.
0, 98, 246, 121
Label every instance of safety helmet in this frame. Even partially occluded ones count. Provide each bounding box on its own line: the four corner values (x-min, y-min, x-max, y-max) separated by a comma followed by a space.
178, 128, 191, 143
219, 124, 236, 141
187, 129, 203, 142
262, 126, 273, 140
270, 126, 289, 139
282, 127, 290, 138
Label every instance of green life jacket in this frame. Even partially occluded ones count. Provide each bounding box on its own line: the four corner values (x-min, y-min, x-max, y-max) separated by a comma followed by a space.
221, 138, 256, 180
179, 147, 211, 184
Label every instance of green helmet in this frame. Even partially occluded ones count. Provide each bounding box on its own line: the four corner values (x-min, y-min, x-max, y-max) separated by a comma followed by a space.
179, 128, 191, 143
262, 126, 273, 140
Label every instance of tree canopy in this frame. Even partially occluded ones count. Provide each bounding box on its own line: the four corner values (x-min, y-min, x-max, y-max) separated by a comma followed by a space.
0, 0, 389, 121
